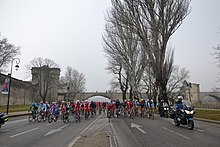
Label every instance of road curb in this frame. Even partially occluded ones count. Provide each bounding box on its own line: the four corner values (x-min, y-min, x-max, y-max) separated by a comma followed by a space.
195, 117, 220, 124
8, 112, 29, 118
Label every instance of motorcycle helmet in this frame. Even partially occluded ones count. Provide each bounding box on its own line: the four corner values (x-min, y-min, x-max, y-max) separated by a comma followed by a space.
177, 96, 183, 102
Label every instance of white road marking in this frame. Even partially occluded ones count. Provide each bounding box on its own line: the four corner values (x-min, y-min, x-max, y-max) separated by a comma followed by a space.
66, 114, 103, 147
162, 127, 191, 140
195, 129, 204, 132
110, 121, 118, 147
170, 122, 204, 133
10, 127, 39, 138
44, 124, 68, 136
131, 123, 147, 134
5, 119, 27, 126
46, 123, 52, 126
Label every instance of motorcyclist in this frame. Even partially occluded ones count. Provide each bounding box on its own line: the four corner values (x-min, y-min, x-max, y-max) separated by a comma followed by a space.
175, 96, 184, 109
174, 96, 184, 119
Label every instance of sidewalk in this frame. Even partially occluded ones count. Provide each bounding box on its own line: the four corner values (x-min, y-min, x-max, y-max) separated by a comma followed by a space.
7, 111, 29, 117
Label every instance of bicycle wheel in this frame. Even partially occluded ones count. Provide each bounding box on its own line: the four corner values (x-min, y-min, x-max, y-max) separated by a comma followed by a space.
28, 113, 33, 122
85, 111, 88, 120
151, 110, 154, 120
37, 114, 42, 122
63, 114, 67, 123
152, 113, 154, 120
48, 114, 52, 123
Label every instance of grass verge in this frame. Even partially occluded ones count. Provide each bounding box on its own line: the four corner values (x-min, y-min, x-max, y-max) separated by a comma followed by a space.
0, 105, 29, 113
195, 109, 220, 121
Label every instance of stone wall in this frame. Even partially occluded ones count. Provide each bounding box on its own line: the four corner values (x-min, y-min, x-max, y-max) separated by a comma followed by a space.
0, 73, 37, 106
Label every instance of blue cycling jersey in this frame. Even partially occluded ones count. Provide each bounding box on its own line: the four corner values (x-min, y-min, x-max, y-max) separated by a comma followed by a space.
39, 103, 46, 111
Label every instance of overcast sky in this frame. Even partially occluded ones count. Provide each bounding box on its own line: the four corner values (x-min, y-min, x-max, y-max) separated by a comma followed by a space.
0, 0, 220, 92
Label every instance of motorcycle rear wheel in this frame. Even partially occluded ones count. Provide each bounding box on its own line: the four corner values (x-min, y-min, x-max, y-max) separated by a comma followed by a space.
174, 118, 180, 126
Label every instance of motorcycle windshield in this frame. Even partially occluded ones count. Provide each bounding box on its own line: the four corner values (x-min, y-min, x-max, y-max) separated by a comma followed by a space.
163, 103, 169, 107
182, 100, 193, 110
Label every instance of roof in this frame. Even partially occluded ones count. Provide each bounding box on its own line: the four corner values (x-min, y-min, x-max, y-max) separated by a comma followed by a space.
200, 95, 220, 102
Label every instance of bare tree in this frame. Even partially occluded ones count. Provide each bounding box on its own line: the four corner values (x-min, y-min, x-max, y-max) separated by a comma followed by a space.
167, 66, 190, 95
0, 34, 20, 71
61, 66, 86, 99
213, 41, 220, 81
103, 5, 146, 100
28, 57, 60, 102
110, 0, 191, 102
106, 59, 129, 100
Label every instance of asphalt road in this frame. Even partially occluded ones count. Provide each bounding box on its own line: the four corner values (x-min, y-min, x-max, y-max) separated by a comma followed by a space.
0, 114, 104, 147
1, 113, 220, 147
111, 115, 220, 147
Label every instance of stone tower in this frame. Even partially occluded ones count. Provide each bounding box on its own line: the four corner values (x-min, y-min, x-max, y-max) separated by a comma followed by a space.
31, 66, 60, 102
181, 80, 200, 104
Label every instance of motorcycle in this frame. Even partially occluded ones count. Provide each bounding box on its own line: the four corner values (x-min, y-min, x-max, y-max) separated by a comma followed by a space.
160, 102, 169, 118
170, 100, 195, 130
0, 112, 8, 128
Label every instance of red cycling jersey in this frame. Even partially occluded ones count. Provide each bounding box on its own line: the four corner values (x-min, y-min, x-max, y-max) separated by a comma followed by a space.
107, 103, 114, 109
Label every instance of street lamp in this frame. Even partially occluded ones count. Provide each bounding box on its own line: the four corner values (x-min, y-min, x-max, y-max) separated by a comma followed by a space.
186, 82, 192, 102
6, 57, 20, 114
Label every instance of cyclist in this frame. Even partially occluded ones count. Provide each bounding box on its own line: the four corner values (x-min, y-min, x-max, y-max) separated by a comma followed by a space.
45, 101, 50, 117
51, 102, 59, 117
74, 100, 81, 113
128, 99, 135, 116
81, 101, 85, 115
84, 100, 90, 117
122, 99, 128, 116
107, 100, 114, 118
134, 99, 139, 116
38, 101, 47, 120
60, 101, 67, 118
30, 102, 38, 117
147, 99, 155, 119
115, 99, 121, 115
90, 101, 96, 116
98, 102, 102, 114
102, 102, 106, 113
139, 99, 146, 117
